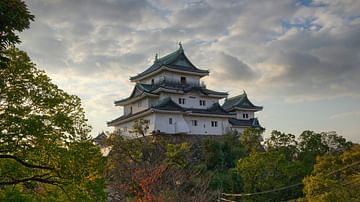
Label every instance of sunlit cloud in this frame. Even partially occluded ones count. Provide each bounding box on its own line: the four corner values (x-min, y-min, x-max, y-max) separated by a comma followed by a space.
19, 0, 360, 142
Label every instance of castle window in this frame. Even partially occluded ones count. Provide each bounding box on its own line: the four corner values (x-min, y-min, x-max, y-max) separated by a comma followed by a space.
192, 120, 198, 126
211, 121, 218, 127
200, 100, 206, 106
151, 79, 154, 85
181, 76, 186, 85
243, 113, 249, 119
169, 118, 173, 125
178, 98, 185, 104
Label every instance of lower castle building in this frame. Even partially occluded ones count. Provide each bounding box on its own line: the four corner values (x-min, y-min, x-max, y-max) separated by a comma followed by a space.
108, 44, 263, 136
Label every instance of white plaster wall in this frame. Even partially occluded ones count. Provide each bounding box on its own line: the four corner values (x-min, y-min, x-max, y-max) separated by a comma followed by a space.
160, 92, 219, 109
236, 111, 255, 120
184, 116, 230, 135
123, 98, 150, 115
114, 114, 155, 137
140, 71, 201, 86
154, 113, 190, 134
114, 112, 233, 136
163, 72, 201, 86
141, 72, 166, 85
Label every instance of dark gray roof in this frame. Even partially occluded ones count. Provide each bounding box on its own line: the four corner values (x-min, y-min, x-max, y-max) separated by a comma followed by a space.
130, 45, 209, 81
115, 82, 227, 104
229, 118, 263, 129
94, 132, 107, 145
152, 97, 184, 111
222, 91, 263, 111
153, 97, 230, 115
108, 97, 231, 125
107, 108, 150, 125
114, 83, 158, 104
156, 82, 227, 96
187, 103, 230, 115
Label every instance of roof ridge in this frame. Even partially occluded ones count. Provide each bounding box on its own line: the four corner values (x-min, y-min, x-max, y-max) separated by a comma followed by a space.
227, 92, 246, 100
130, 45, 209, 81
208, 102, 229, 113
156, 47, 182, 64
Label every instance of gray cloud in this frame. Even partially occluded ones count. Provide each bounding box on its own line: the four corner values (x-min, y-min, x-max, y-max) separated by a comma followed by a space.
264, 22, 360, 97
212, 52, 257, 81
17, 0, 360, 139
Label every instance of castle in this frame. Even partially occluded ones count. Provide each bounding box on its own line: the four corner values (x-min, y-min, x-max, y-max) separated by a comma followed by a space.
108, 44, 263, 136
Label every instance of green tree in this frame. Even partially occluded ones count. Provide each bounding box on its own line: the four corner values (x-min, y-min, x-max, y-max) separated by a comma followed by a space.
265, 130, 298, 160
0, 47, 106, 201
236, 151, 304, 201
0, 0, 34, 65
240, 128, 264, 155
303, 144, 360, 202
0, 0, 34, 47
298, 131, 352, 174
200, 132, 245, 194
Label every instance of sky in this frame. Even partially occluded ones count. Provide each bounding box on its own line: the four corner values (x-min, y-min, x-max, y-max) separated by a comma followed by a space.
19, 0, 360, 142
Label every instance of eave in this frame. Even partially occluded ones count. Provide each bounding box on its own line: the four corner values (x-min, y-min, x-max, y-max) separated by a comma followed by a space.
114, 93, 159, 106
233, 106, 263, 112
152, 87, 184, 94
184, 111, 232, 118
130, 66, 209, 82
153, 86, 227, 98
108, 107, 233, 126
200, 93, 227, 99
107, 109, 153, 126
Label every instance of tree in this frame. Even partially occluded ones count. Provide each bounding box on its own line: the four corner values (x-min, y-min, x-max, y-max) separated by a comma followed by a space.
105, 120, 217, 201
265, 130, 298, 160
0, 47, 106, 201
0, 0, 34, 66
235, 151, 305, 201
0, 0, 33, 48
303, 144, 360, 201
298, 131, 352, 174
240, 128, 264, 155
199, 132, 246, 194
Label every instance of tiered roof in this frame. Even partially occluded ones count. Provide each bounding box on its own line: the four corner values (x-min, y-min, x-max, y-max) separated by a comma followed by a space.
228, 117, 263, 129
130, 43, 209, 81
109, 96, 232, 126
93, 132, 107, 145
222, 91, 263, 111
109, 44, 264, 131
115, 82, 228, 106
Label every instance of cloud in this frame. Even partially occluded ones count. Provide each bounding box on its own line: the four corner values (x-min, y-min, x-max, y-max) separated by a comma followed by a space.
17, 0, 360, 139
212, 52, 257, 81
263, 22, 360, 98
329, 111, 360, 120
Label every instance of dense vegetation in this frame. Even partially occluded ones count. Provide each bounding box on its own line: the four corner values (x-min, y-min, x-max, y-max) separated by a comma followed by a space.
0, 1, 106, 201
1, 1, 359, 201
104, 125, 357, 201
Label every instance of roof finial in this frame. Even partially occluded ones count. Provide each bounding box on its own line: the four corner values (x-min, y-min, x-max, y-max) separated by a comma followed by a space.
154, 53, 158, 63
243, 90, 247, 95
178, 41, 183, 50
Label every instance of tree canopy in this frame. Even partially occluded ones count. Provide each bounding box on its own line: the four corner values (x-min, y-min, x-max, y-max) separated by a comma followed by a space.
0, 46, 106, 201
0, 0, 34, 49
303, 144, 360, 201
0, 1, 106, 200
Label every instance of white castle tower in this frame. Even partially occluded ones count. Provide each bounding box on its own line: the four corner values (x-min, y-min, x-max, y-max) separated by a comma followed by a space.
108, 43, 263, 136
